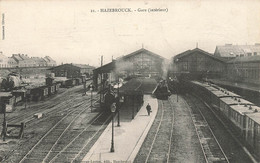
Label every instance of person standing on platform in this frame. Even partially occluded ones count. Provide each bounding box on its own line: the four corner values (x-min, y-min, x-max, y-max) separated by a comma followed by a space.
146, 103, 151, 116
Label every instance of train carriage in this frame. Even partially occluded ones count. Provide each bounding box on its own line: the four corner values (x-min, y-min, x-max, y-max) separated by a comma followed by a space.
209, 90, 241, 111
55, 83, 61, 92
245, 111, 260, 158
190, 81, 212, 102
48, 84, 56, 96
186, 80, 260, 160
75, 78, 83, 85
219, 97, 253, 118
28, 85, 49, 101
64, 79, 77, 88
228, 104, 257, 136
12, 89, 27, 104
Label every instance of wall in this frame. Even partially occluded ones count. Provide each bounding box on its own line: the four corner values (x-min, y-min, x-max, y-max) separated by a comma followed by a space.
227, 61, 260, 84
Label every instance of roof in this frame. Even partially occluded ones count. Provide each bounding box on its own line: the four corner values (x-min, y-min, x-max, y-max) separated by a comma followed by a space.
44, 56, 56, 63
50, 63, 95, 70
12, 54, 23, 61
246, 112, 260, 124
174, 48, 226, 63
93, 61, 116, 73
93, 48, 165, 73
214, 44, 260, 58
221, 97, 253, 106
8, 57, 16, 62
31, 57, 46, 63
227, 55, 260, 63
230, 104, 258, 115
117, 48, 165, 61
72, 64, 95, 69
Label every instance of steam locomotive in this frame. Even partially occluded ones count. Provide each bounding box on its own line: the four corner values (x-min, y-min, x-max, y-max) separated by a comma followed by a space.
0, 73, 24, 92
152, 80, 171, 100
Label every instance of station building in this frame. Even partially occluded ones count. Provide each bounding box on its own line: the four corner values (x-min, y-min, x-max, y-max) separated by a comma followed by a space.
50, 63, 95, 78
93, 48, 166, 90
214, 44, 260, 84
226, 55, 260, 84
172, 48, 226, 80
214, 43, 260, 60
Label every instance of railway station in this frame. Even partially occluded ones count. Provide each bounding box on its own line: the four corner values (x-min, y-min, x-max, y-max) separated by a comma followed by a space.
1, 1, 260, 162
0, 44, 260, 163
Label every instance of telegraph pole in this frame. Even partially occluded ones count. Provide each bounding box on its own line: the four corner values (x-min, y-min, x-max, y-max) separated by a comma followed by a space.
100, 56, 103, 105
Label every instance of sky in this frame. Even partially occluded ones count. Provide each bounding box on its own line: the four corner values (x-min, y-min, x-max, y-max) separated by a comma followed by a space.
0, 0, 260, 66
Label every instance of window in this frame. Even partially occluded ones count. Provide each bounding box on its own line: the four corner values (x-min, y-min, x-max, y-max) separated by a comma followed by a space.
247, 53, 252, 56
183, 62, 188, 71
254, 52, 257, 56
240, 54, 244, 57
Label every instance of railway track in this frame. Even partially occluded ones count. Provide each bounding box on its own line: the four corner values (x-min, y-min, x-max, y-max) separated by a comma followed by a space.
1, 93, 100, 162
144, 99, 174, 163
17, 97, 108, 163
184, 94, 230, 163
5, 85, 87, 123
1, 93, 99, 135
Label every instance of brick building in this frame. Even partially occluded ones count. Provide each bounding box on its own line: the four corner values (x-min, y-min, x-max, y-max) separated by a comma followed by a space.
173, 48, 226, 79
50, 63, 95, 78
227, 55, 260, 84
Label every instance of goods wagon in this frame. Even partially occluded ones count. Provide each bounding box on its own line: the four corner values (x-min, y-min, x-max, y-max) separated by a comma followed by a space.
245, 111, 260, 157
187, 80, 260, 160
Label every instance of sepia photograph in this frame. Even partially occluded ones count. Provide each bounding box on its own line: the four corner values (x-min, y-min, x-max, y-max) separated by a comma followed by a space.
0, 0, 260, 162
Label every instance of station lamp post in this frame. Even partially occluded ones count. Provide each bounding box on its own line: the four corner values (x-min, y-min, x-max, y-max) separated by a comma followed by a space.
110, 102, 116, 152
117, 82, 120, 127
118, 96, 124, 127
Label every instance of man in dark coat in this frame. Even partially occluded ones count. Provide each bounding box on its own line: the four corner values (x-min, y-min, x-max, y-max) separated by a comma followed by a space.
146, 103, 151, 116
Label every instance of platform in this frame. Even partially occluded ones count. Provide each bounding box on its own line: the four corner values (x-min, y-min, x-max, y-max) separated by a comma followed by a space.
83, 95, 158, 162
208, 79, 260, 92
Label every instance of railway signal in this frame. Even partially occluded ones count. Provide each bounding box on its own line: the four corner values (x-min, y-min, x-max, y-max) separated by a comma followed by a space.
89, 84, 95, 112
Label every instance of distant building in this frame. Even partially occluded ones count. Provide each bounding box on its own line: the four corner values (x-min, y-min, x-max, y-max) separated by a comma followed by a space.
173, 48, 226, 79
31, 57, 47, 67
214, 43, 260, 60
11, 54, 35, 67
227, 55, 260, 84
0, 52, 9, 68
7, 57, 18, 68
7, 54, 56, 68
43, 56, 56, 67
50, 63, 95, 78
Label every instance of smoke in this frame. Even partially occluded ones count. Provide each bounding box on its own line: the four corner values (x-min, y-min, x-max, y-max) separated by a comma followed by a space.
115, 60, 134, 75
161, 59, 170, 79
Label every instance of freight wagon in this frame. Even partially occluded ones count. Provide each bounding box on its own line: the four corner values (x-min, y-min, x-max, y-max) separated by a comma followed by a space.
245, 111, 260, 157
188, 80, 260, 160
